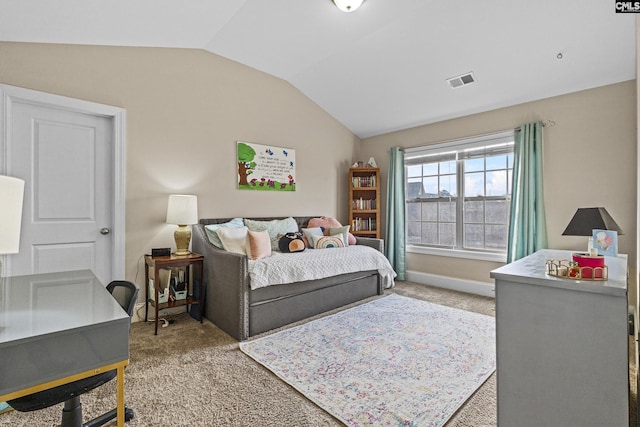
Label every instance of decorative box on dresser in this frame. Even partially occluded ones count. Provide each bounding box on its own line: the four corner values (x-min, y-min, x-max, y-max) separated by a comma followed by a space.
349, 167, 380, 239
490, 249, 629, 427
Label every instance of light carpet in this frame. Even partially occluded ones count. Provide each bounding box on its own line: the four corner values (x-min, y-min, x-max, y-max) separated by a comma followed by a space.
240, 294, 496, 427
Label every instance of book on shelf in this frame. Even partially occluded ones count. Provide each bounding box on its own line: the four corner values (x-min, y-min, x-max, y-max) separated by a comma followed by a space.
351, 198, 376, 210
351, 217, 376, 232
351, 175, 377, 188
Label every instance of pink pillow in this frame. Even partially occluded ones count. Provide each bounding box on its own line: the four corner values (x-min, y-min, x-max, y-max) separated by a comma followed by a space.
308, 217, 357, 245
247, 230, 271, 260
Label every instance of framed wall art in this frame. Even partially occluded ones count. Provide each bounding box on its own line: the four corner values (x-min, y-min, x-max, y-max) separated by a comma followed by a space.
237, 141, 296, 191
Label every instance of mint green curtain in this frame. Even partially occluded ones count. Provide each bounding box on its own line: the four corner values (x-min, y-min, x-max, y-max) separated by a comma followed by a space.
385, 147, 406, 280
507, 121, 548, 262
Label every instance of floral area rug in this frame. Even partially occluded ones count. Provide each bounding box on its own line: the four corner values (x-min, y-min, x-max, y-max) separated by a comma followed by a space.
240, 294, 496, 426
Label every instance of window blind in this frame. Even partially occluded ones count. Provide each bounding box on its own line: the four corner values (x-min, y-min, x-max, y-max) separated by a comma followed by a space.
405, 130, 514, 165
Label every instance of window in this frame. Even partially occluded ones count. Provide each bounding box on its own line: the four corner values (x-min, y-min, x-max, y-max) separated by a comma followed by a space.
405, 130, 514, 259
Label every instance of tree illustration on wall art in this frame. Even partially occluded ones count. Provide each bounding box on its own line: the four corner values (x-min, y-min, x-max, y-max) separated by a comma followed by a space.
237, 141, 296, 191
237, 142, 256, 186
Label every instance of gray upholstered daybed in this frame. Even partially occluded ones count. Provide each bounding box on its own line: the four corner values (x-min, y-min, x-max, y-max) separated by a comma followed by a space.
191, 216, 394, 341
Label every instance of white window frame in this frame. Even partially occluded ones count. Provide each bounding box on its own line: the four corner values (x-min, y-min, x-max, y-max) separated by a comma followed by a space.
405, 130, 514, 262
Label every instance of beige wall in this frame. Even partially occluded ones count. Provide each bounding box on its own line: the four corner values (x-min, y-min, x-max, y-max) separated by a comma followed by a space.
359, 81, 637, 286
0, 42, 359, 288
0, 42, 635, 298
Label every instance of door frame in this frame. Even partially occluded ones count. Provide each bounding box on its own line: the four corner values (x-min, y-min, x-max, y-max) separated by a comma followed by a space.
0, 84, 126, 280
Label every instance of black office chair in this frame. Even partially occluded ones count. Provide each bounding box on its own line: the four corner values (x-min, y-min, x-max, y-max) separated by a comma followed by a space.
8, 280, 139, 426
107, 280, 139, 321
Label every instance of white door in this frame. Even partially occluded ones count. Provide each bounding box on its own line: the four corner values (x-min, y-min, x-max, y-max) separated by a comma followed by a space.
0, 85, 126, 284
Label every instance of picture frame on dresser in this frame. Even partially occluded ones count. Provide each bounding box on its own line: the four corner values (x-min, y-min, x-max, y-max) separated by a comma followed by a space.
592, 229, 618, 256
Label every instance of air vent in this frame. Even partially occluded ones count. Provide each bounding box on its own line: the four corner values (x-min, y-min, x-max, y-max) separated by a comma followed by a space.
447, 72, 476, 89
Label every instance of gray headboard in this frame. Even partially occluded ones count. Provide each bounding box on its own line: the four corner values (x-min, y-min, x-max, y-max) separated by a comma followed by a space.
198, 216, 320, 230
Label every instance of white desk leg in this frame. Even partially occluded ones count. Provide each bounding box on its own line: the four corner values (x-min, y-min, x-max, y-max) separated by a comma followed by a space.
117, 365, 125, 427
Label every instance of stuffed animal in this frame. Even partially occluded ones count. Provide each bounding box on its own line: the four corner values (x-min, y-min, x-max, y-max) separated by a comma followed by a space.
278, 232, 306, 253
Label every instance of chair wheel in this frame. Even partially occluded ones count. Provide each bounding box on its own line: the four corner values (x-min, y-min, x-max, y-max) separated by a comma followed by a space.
125, 408, 134, 421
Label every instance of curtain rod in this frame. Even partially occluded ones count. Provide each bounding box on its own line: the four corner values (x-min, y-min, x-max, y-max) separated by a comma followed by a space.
516, 120, 556, 130
389, 120, 556, 153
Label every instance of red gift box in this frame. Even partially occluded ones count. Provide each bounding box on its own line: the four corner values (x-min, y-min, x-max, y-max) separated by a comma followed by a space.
572, 253, 605, 279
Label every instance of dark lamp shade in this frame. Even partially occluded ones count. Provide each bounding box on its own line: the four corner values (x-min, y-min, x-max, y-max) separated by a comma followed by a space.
562, 207, 623, 236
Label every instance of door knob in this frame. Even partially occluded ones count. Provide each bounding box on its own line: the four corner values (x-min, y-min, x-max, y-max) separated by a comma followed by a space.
100, 227, 111, 235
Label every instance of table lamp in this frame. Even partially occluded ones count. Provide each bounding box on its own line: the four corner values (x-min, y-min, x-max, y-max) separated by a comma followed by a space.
0, 175, 25, 277
562, 207, 623, 251
166, 194, 198, 256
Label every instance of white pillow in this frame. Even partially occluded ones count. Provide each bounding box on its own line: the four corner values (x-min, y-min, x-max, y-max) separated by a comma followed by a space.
216, 226, 248, 255
329, 225, 351, 247
204, 218, 244, 249
302, 227, 324, 248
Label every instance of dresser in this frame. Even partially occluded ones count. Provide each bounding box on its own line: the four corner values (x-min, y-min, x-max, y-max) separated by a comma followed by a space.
490, 249, 628, 427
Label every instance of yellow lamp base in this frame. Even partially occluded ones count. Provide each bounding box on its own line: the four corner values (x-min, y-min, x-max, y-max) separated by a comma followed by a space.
174, 225, 192, 256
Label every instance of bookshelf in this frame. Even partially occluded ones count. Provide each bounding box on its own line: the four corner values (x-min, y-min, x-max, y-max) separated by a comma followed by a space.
349, 167, 380, 239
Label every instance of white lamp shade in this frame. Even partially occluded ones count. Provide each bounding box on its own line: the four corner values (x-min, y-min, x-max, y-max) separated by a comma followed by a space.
333, 0, 364, 12
0, 175, 25, 254
166, 195, 198, 225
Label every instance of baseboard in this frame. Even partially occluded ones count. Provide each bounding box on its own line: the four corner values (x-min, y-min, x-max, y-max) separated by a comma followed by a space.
406, 270, 495, 298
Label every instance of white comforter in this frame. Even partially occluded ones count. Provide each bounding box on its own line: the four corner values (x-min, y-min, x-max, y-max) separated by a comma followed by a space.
247, 245, 396, 290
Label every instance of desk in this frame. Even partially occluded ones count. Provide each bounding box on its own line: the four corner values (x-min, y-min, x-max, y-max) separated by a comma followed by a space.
0, 270, 130, 426
491, 250, 628, 427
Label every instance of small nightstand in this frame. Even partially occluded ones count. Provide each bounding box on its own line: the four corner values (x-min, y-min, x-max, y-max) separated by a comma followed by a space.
144, 252, 204, 335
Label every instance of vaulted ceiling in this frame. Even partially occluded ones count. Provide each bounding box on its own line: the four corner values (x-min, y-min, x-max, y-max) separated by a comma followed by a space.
0, 0, 635, 138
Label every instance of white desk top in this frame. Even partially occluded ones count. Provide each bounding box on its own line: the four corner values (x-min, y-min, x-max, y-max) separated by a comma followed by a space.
490, 249, 627, 297
0, 270, 130, 396
0, 269, 128, 343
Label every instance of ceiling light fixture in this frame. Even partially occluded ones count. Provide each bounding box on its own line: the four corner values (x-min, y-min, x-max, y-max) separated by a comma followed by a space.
332, 0, 364, 12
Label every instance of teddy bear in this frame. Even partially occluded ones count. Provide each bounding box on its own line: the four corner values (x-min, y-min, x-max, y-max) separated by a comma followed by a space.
278, 231, 306, 253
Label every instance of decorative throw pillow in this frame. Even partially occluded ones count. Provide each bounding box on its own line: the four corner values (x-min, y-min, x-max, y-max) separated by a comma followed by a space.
301, 227, 325, 248
247, 230, 271, 260
312, 234, 345, 249
244, 217, 299, 251
278, 232, 306, 253
204, 218, 244, 249
329, 225, 351, 247
216, 226, 248, 255
308, 217, 357, 245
